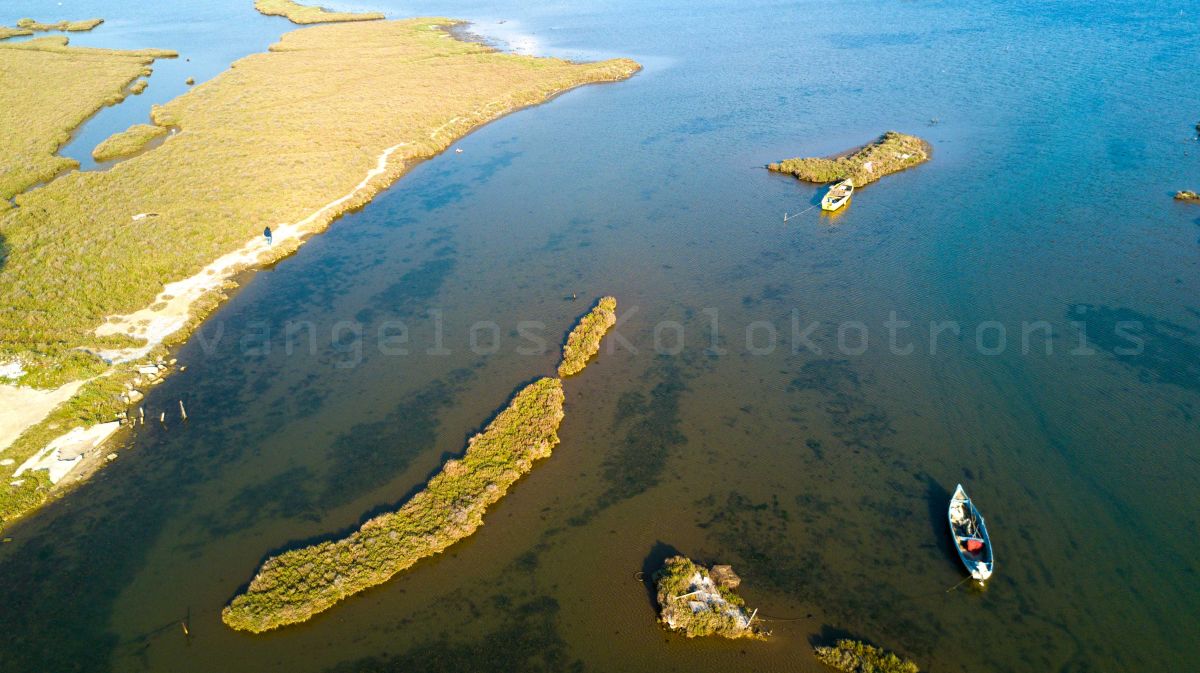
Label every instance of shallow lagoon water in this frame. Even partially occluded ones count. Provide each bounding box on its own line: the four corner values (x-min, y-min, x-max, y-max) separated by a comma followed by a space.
1, 0, 1199, 671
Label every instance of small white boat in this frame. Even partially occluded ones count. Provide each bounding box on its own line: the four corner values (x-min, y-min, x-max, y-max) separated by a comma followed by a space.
948, 484, 993, 583
821, 179, 853, 211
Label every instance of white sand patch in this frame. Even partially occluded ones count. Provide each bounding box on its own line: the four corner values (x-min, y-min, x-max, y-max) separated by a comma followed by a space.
94, 141, 411, 361
0, 380, 87, 455
12, 422, 120, 484
0, 360, 25, 381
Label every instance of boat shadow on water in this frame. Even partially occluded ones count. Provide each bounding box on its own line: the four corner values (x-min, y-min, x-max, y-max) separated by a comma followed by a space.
924, 477, 962, 572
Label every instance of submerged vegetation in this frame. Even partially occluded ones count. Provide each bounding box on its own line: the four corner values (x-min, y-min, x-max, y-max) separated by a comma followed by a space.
558, 296, 618, 377
0, 37, 175, 198
768, 131, 929, 188
15, 18, 105, 32
223, 378, 566, 632
654, 556, 766, 639
814, 639, 920, 673
254, 0, 384, 24
91, 123, 169, 162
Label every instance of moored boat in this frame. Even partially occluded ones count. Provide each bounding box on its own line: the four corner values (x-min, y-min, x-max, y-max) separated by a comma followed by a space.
820, 179, 853, 211
948, 483, 993, 582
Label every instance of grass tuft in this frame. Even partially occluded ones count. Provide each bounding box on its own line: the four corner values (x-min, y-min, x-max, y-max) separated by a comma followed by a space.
558, 296, 617, 377
768, 131, 929, 188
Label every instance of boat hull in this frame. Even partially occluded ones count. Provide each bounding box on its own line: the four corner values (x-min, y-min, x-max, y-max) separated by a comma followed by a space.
948, 483, 994, 582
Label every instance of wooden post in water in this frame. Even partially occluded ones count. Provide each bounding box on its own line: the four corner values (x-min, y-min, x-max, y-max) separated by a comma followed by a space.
179, 400, 188, 422
138, 407, 145, 425
159, 411, 166, 424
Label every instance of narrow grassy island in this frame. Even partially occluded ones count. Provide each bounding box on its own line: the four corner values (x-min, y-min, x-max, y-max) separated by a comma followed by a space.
92, 124, 169, 162
223, 378, 565, 632
16, 18, 105, 32
768, 131, 930, 188
558, 296, 618, 377
0, 37, 176, 198
0, 26, 34, 40
814, 639, 920, 673
654, 556, 766, 640
1175, 190, 1199, 202
255, 0, 384, 24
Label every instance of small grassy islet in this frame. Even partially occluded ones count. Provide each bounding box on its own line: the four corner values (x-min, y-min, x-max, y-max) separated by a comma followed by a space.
92, 124, 169, 162
814, 639, 920, 673
768, 131, 929, 188
15, 18, 105, 32
558, 296, 617, 377
654, 556, 766, 640
254, 0, 384, 24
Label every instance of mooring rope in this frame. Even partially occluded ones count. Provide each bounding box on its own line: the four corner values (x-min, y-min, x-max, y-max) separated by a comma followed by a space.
783, 203, 819, 222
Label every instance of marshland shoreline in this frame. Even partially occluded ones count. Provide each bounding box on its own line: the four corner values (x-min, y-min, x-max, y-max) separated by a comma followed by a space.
0, 19, 640, 531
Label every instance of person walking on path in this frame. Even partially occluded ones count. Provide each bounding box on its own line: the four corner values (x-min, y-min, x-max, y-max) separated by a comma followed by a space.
264, 226, 273, 246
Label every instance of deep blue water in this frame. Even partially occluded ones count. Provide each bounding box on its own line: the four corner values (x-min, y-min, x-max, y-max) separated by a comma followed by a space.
1, 1, 1198, 671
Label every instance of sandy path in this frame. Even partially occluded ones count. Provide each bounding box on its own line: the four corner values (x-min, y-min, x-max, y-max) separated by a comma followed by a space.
0, 380, 86, 456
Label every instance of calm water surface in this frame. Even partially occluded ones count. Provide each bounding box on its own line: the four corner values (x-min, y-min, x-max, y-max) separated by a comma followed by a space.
1, 1, 1198, 672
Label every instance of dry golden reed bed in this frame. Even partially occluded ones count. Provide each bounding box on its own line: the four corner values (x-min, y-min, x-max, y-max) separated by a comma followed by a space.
558, 296, 618, 376
223, 378, 566, 632
0, 37, 175, 199
0, 20, 635, 530
254, 0, 384, 24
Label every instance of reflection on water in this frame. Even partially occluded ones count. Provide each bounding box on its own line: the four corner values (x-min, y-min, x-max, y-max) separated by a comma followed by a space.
2, 0, 1200, 672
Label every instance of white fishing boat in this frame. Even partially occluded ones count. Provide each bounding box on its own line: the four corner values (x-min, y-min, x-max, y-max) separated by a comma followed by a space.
948, 484, 993, 583
820, 179, 853, 211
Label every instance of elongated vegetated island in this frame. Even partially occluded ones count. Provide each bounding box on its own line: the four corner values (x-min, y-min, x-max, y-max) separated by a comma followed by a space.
654, 556, 767, 640
92, 123, 170, 162
814, 639, 920, 673
558, 296, 618, 377
16, 18, 105, 32
0, 18, 637, 530
223, 378, 566, 632
0, 26, 34, 40
223, 297, 619, 631
254, 0, 384, 24
0, 37, 175, 199
768, 131, 929, 188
